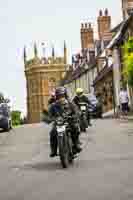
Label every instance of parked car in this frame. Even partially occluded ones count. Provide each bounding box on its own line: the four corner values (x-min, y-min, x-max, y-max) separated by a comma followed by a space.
0, 103, 12, 131
86, 93, 103, 118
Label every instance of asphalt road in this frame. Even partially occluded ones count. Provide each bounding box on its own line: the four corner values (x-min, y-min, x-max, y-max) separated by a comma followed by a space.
0, 119, 133, 200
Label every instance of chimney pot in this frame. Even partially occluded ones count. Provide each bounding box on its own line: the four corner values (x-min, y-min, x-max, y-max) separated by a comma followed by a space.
85, 23, 87, 28
88, 23, 91, 28
81, 23, 84, 29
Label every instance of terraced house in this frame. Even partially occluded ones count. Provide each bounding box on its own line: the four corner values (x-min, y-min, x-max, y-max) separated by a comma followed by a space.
94, 0, 133, 114
62, 0, 133, 114
62, 9, 113, 101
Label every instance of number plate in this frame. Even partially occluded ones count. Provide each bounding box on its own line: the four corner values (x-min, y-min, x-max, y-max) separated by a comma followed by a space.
80, 106, 86, 111
57, 126, 65, 133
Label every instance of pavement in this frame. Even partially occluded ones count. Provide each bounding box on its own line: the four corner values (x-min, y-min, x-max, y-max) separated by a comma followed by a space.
0, 119, 133, 200
102, 109, 133, 120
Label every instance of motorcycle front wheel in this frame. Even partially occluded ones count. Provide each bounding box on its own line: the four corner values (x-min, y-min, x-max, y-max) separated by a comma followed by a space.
58, 134, 69, 168
80, 115, 88, 132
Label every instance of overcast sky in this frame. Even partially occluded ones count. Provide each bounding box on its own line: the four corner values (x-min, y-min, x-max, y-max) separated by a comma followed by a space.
0, 0, 122, 115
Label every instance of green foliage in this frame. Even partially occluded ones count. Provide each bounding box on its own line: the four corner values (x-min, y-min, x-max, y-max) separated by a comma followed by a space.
112, 32, 117, 38
123, 37, 133, 87
11, 111, 22, 126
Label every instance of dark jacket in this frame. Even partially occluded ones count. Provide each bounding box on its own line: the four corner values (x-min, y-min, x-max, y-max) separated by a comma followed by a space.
73, 95, 90, 107
48, 97, 56, 105
48, 99, 78, 122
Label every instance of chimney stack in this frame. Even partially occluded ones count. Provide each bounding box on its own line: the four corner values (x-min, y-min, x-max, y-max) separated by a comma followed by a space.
122, 0, 133, 20
80, 22, 94, 50
97, 9, 112, 40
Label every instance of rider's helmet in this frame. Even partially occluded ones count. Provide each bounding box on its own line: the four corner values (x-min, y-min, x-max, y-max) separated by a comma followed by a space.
55, 87, 67, 99
76, 88, 84, 96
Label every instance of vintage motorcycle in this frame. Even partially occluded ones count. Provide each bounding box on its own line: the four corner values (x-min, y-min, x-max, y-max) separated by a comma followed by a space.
54, 114, 74, 168
78, 102, 88, 132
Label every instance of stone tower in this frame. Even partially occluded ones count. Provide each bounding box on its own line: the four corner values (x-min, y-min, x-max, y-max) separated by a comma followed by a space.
80, 23, 94, 50
24, 42, 68, 123
122, 0, 133, 20
97, 9, 112, 41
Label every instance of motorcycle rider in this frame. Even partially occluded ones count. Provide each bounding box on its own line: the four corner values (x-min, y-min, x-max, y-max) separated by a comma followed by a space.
73, 88, 92, 126
48, 87, 82, 157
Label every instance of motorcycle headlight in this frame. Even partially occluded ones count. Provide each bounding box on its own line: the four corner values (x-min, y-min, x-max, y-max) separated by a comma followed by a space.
57, 121, 63, 125
80, 106, 86, 111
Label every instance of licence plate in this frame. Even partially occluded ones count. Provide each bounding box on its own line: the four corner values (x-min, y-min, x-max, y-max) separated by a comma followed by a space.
80, 106, 86, 111
57, 126, 65, 133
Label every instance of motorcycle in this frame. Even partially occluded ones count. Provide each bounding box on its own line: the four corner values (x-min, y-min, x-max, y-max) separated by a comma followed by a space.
55, 114, 74, 168
78, 102, 88, 132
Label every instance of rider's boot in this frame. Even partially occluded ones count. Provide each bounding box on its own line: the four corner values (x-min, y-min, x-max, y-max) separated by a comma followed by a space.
50, 130, 58, 157
50, 151, 57, 157
50, 143, 57, 157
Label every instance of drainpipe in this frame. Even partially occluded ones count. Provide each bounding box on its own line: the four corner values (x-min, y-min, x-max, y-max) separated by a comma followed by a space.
112, 46, 121, 112
112, 69, 116, 115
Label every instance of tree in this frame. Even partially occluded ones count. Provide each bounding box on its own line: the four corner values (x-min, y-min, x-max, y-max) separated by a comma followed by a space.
123, 37, 133, 87
11, 111, 22, 126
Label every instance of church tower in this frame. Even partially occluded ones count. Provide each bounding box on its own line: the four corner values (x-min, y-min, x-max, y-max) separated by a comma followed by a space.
24, 42, 68, 123
122, 0, 133, 20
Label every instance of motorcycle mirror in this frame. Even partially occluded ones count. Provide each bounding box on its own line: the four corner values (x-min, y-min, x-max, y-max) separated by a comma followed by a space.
42, 109, 52, 124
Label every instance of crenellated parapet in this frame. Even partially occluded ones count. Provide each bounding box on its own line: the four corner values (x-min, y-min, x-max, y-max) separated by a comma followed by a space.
24, 42, 68, 70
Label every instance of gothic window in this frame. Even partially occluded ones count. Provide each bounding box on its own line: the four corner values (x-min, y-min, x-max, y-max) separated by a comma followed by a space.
31, 79, 37, 94
48, 77, 56, 93
30, 80, 33, 94
49, 77, 56, 87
